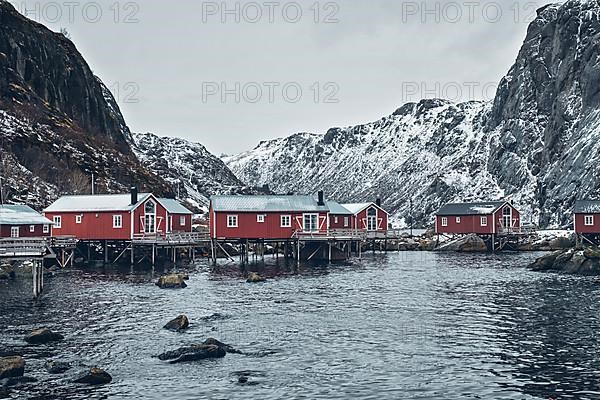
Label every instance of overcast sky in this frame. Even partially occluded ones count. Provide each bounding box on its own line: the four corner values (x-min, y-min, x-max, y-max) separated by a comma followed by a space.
12, 0, 557, 154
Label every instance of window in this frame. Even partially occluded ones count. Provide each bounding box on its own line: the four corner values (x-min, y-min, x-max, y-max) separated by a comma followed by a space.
145, 200, 156, 214
344, 217, 349, 227
334, 216, 339, 224
281, 215, 291, 228
53, 216, 61, 228
113, 215, 123, 229
76, 215, 82, 224
456, 217, 461, 224
585, 215, 594, 226
43, 225, 49, 234
303, 214, 318, 232
441, 217, 448, 227
227, 215, 238, 228
10, 227, 19, 238
180, 216, 186, 226
481, 216, 488, 226
257, 214, 265, 223
30, 225, 35, 233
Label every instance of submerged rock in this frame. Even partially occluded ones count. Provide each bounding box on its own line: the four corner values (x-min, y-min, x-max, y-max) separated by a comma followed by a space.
202, 338, 242, 354
529, 247, 600, 275
24, 328, 64, 344
164, 315, 190, 332
158, 345, 226, 364
156, 274, 187, 289
246, 272, 267, 283
74, 367, 112, 385
45, 360, 72, 374
0, 356, 24, 379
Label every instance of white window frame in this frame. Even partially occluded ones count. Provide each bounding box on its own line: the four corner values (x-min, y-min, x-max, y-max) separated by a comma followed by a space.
257, 214, 265, 223
481, 216, 488, 227
113, 214, 123, 229
53, 216, 61, 229
441, 217, 448, 227
334, 216, 339, 224
585, 215, 595, 226
280, 215, 291, 228
303, 213, 319, 233
43, 225, 49, 234
344, 216, 349, 227
10, 226, 19, 238
76, 215, 82, 224
180, 216, 186, 226
227, 215, 238, 228
456, 217, 461, 224
30, 225, 35, 233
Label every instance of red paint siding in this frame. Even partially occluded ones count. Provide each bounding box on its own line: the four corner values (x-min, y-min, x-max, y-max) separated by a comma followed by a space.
354, 205, 389, 232
328, 214, 354, 230
169, 213, 192, 233
44, 211, 132, 240
575, 213, 600, 234
0, 224, 51, 238
435, 203, 521, 235
132, 198, 168, 235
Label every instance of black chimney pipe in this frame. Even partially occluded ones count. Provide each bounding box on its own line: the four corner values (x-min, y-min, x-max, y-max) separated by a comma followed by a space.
376, 198, 382, 207
131, 187, 138, 205
318, 191, 325, 206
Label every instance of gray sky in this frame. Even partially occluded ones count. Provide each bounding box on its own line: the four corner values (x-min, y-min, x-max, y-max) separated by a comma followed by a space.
12, 0, 556, 154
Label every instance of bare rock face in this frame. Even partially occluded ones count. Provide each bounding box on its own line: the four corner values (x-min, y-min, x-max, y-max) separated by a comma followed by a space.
24, 328, 64, 345
0, 356, 25, 379
164, 315, 190, 332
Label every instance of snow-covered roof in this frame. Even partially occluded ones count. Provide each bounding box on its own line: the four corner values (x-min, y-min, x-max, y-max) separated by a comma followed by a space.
326, 201, 353, 215
574, 200, 600, 214
211, 195, 329, 212
437, 201, 507, 216
342, 203, 381, 215
158, 198, 193, 215
44, 193, 152, 213
0, 205, 52, 225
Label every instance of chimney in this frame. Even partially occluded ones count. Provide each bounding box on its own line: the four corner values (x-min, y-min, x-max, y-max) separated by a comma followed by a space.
318, 191, 325, 206
376, 198, 382, 207
130, 187, 138, 205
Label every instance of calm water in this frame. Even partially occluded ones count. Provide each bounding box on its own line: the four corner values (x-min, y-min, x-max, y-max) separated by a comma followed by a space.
2, 252, 600, 399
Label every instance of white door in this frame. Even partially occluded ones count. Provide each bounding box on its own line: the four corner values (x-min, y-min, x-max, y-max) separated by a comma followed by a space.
502, 207, 512, 232
367, 207, 377, 231
144, 200, 156, 234
10, 226, 19, 238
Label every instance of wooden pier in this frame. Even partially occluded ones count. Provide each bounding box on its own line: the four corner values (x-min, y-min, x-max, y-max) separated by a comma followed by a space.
0, 238, 51, 298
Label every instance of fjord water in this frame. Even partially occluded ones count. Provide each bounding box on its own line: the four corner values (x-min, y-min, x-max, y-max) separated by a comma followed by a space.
2, 252, 600, 400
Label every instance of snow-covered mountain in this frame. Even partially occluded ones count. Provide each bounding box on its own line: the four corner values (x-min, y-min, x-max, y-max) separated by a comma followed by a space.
225, 1, 600, 228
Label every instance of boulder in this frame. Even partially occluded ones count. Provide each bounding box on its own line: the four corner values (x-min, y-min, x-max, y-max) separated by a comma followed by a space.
529, 247, 600, 275
158, 344, 226, 364
24, 328, 64, 344
548, 236, 574, 250
529, 251, 561, 271
156, 274, 187, 289
74, 367, 112, 385
0, 387, 9, 399
164, 315, 189, 332
246, 272, 266, 283
437, 234, 488, 252
45, 360, 72, 374
0, 356, 24, 379
418, 239, 437, 251
202, 338, 242, 354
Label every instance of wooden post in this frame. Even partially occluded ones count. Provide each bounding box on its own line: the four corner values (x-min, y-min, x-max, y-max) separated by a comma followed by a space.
152, 244, 156, 267
297, 239, 301, 264
130, 243, 135, 265
104, 241, 108, 264
328, 242, 332, 262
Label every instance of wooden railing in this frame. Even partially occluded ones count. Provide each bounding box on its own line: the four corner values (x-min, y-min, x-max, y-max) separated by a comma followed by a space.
48, 236, 78, 248
132, 231, 210, 245
0, 238, 48, 258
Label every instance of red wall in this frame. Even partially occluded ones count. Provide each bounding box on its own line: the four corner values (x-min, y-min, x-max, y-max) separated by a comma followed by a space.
169, 213, 192, 233
45, 211, 132, 240
329, 214, 354, 229
575, 213, 600, 234
435, 204, 521, 235
354, 205, 389, 232
0, 224, 51, 238
132, 198, 168, 235
211, 210, 329, 239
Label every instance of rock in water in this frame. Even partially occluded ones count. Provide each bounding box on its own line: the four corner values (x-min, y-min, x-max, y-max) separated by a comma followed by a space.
164, 315, 190, 332
246, 272, 267, 283
158, 345, 226, 364
24, 328, 64, 344
44, 360, 72, 374
529, 247, 600, 275
202, 338, 242, 354
156, 274, 187, 289
74, 368, 112, 385
0, 357, 25, 379
436, 234, 488, 252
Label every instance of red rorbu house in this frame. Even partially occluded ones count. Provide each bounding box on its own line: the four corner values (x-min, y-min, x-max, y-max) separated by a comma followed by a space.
43, 189, 193, 241
574, 200, 600, 238
339, 201, 389, 232
435, 201, 521, 235
0, 205, 52, 238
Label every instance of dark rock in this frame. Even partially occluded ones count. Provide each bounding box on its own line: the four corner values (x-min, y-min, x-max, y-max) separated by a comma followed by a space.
164, 315, 189, 332
0, 387, 9, 399
238, 376, 248, 384
44, 360, 71, 374
74, 368, 112, 385
202, 338, 242, 354
529, 251, 561, 271
158, 345, 226, 364
436, 234, 487, 252
0, 356, 24, 379
1, 376, 37, 387
24, 328, 64, 344
529, 247, 600, 275
156, 274, 187, 289
246, 272, 267, 283
548, 237, 574, 250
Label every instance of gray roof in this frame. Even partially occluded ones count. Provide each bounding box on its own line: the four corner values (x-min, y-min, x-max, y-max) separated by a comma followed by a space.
326, 201, 353, 215
437, 201, 507, 216
44, 193, 152, 212
342, 203, 381, 215
211, 195, 329, 212
574, 200, 600, 214
158, 198, 193, 215
0, 205, 52, 225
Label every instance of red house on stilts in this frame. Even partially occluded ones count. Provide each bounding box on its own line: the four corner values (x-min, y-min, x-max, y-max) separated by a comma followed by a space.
435, 201, 521, 235
0, 205, 52, 238
574, 200, 600, 244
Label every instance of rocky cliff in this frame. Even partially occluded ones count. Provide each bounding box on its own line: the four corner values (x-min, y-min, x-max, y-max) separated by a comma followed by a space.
225, 1, 600, 228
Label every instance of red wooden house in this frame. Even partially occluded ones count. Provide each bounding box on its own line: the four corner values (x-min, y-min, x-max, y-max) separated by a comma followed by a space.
574, 200, 600, 234
339, 201, 389, 232
0, 205, 52, 238
435, 201, 521, 235
43, 189, 193, 241
326, 201, 355, 230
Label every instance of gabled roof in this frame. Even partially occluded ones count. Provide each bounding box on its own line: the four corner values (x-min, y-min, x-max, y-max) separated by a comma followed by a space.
44, 193, 153, 213
574, 200, 600, 214
341, 203, 388, 215
326, 201, 353, 215
436, 201, 508, 216
158, 198, 193, 215
211, 195, 329, 213
0, 205, 52, 225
